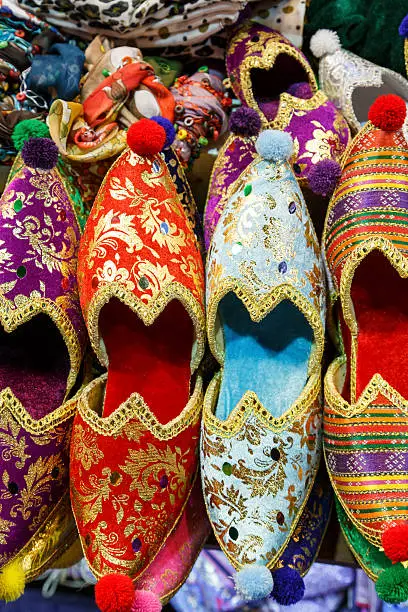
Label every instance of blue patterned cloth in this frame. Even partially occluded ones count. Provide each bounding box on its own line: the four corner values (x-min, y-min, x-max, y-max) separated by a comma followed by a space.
26, 43, 84, 101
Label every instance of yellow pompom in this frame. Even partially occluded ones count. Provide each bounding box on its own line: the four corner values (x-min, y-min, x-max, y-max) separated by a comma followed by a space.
0, 560, 25, 602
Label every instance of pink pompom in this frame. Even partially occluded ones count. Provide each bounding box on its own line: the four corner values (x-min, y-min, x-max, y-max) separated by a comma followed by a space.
131, 590, 162, 612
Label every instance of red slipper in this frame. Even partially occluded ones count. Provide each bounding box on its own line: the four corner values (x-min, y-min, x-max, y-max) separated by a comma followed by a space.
70, 118, 206, 609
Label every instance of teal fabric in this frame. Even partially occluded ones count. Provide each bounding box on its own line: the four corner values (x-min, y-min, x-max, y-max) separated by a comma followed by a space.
216, 295, 313, 421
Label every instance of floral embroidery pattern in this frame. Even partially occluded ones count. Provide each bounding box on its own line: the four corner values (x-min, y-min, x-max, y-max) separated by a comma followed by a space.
0, 396, 73, 568
70, 379, 201, 579
79, 149, 204, 323
201, 401, 322, 569
207, 158, 326, 318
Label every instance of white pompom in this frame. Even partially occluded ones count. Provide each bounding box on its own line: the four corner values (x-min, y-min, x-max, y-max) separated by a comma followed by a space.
310, 29, 341, 58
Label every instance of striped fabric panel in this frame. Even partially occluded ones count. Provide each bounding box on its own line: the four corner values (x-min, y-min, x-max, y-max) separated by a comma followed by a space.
324, 402, 408, 532
325, 131, 408, 280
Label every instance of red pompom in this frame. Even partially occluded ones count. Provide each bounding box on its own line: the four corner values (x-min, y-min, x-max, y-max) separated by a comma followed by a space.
127, 119, 166, 155
368, 94, 406, 131
95, 574, 135, 612
382, 522, 408, 563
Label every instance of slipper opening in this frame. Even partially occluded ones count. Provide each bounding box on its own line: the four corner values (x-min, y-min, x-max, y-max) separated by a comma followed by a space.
214, 294, 314, 421
0, 313, 70, 419
99, 297, 194, 421
251, 54, 313, 122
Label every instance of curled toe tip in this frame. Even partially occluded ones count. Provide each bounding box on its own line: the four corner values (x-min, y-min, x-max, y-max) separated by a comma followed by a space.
234, 565, 274, 602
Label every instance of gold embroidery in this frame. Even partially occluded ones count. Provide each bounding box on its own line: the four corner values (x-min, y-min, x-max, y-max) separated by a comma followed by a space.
231, 32, 321, 128
138, 196, 187, 253
0, 387, 78, 434
2, 454, 62, 525
0, 505, 14, 543
86, 281, 205, 370
86, 210, 144, 269
120, 444, 191, 503
78, 372, 203, 440
203, 371, 321, 436
72, 423, 104, 471
206, 278, 324, 374
17, 492, 78, 581
0, 416, 29, 468
72, 467, 121, 526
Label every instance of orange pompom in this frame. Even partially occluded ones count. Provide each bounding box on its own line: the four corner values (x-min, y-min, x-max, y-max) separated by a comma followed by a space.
127, 119, 166, 155
368, 94, 406, 131
95, 573, 135, 612
382, 522, 408, 563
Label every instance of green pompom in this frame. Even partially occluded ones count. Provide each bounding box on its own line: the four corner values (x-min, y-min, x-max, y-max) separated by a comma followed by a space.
376, 564, 408, 604
12, 120, 50, 152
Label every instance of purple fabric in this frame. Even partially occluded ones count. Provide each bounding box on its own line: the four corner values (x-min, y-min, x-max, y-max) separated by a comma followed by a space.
326, 190, 408, 227
0, 410, 72, 567
0, 161, 86, 568
280, 469, 332, 573
220, 23, 350, 199
0, 165, 87, 360
327, 450, 408, 474
205, 95, 349, 248
204, 135, 257, 249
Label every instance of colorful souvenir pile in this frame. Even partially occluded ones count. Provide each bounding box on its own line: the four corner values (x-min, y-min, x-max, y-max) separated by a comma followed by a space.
0, 2, 408, 611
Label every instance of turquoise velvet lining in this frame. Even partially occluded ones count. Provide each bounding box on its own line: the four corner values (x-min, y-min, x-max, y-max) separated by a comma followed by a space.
216, 294, 314, 421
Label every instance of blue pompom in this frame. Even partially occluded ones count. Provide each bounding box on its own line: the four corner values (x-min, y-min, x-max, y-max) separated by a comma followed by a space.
399, 15, 408, 38
150, 116, 176, 149
234, 565, 274, 602
272, 567, 305, 606
255, 130, 293, 162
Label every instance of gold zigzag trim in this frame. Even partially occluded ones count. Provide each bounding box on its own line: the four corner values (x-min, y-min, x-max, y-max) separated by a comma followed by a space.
78, 372, 203, 440
203, 370, 321, 435
86, 280, 206, 371
206, 277, 325, 374
0, 387, 78, 433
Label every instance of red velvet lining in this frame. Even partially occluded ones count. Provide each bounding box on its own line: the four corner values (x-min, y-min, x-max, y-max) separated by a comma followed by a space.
0, 314, 69, 419
349, 252, 408, 399
100, 298, 193, 421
